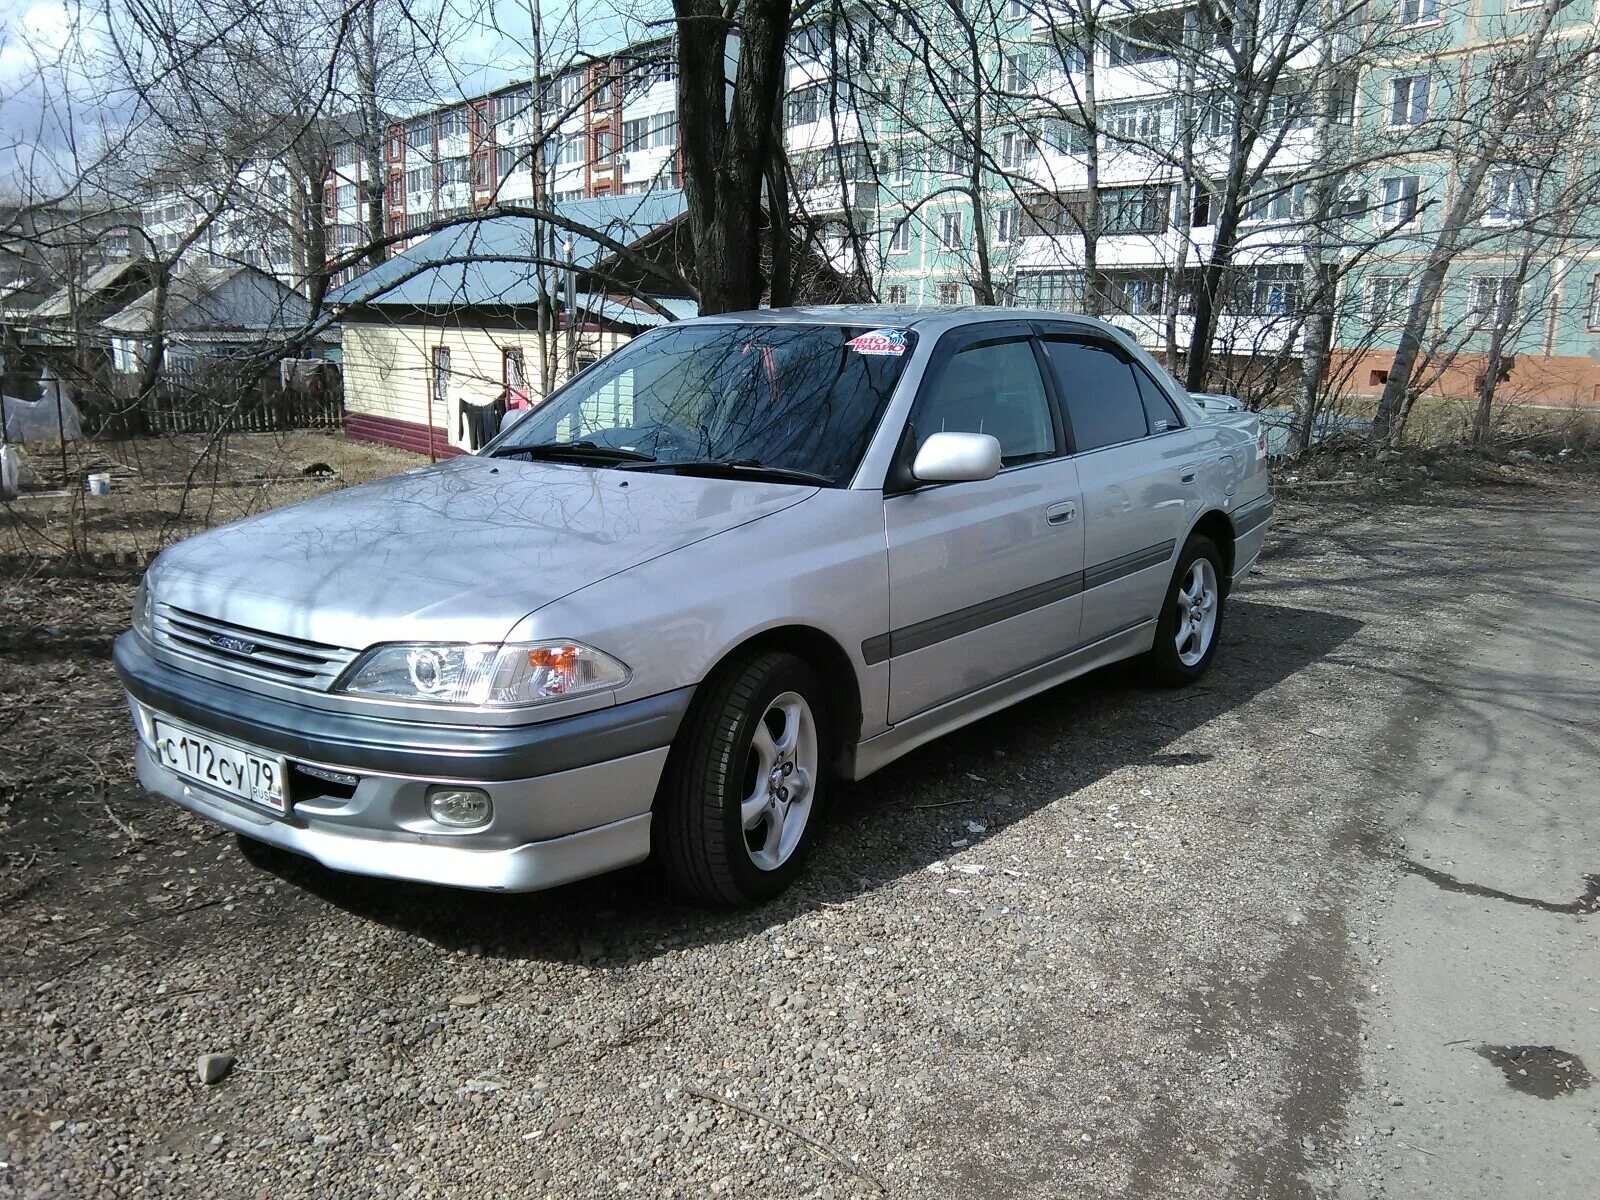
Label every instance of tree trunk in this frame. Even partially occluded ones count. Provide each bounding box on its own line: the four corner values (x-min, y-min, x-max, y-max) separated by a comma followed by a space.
673, 0, 792, 314
1373, 0, 1563, 444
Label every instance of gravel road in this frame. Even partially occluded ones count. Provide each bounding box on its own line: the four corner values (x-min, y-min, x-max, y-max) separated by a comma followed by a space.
3, 479, 1596, 1198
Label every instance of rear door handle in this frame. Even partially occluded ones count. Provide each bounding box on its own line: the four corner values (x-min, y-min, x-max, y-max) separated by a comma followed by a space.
1179, 467, 1198, 484
1046, 501, 1077, 526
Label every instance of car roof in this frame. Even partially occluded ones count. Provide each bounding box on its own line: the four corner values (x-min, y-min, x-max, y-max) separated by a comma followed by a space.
695, 304, 1129, 337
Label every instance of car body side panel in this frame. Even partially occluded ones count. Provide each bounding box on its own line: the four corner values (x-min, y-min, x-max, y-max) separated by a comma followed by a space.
506, 489, 894, 742
1075, 427, 1205, 643
881, 458, 1085, 724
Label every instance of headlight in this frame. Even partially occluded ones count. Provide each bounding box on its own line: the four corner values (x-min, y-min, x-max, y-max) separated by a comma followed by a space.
336, 641, 630, 707
132, 578, 155, 642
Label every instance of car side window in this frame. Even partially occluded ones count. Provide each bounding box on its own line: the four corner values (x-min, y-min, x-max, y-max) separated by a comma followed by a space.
913, 338, 1057, 466
1133, 364, 1184, 433
1042, 339, 1148, 451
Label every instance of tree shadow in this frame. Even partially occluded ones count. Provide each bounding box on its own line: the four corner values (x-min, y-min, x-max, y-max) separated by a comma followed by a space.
238, 596, 1362, 964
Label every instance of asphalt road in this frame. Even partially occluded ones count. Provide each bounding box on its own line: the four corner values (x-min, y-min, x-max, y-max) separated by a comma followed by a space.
2, 482, 1596, 1198
1319, 494, 1600, 1198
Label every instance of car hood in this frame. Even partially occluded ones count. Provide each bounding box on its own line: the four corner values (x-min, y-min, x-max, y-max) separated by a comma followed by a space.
149, 455, 816, 648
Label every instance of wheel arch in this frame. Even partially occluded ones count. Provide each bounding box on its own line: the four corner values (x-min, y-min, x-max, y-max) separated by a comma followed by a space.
1187, 509, 1237, 594
693, 624, 864, 763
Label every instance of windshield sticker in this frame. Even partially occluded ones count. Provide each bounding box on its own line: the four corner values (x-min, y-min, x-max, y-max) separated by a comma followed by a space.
846, 328, 908, 356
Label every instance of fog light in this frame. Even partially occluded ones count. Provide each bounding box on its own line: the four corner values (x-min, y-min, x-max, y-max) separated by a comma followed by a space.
427, 787, 492, 828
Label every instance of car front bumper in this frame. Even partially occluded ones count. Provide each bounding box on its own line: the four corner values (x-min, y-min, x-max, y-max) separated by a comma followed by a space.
113, 631, 693, 892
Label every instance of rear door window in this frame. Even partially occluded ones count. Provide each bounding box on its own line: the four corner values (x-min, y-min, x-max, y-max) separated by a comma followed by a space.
1134, 365, 1184, 434
1041, 339, 1147, 451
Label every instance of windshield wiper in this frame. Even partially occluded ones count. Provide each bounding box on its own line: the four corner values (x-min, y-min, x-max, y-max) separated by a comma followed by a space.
489, 440, 657, 463
620, 458, 831, 485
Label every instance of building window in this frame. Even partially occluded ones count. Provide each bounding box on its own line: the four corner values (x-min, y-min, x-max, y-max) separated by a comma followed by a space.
1005, 0, 1028, 19
1043, 118, 1091, 155
890, 218, 911, 253
1102, 186, 1169, 233
886, 284, 909, 304
1003, 52, 1031, 93
1018, 271, 1086, 309
943, 144, 968, 175
1398, 0, 1439, 24
650, 112, 676, 148
432, 346, 452, 405
1107, 273, 1166, 316
1106, 13, 1185, 66
1230, 265, 1302, 316
1242, 179, 1304, 223
1379, 175, 1421, 225
1388, 76, 1430, 127
406, 121, 431, 150
940, 211, 963, 249
1588, 274, 1600, 330
1467, 276, 1519, 328
1367, 275, 1413, 325
996, 206, 1019, 245
1484, 169, 1535, 223
996, 131, 1028, 170
936, 282, 964, 305
593, 130, 615, 164
786, 83, 824, 127
560, 136, 584, 165
437, 109, 467, 140
1104, 100, 1168, 142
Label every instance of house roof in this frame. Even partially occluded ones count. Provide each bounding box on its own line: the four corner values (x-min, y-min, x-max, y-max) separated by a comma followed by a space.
28, 259, 150, 320
327, 191, 689, 309
575, 293, 699, 328
101, 263, 304, 335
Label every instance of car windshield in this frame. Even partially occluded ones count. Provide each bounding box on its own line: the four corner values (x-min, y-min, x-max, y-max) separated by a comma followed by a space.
488, 321, 916, 485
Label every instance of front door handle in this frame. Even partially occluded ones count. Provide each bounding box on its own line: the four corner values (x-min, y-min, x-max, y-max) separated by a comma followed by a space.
1046, 501, 1077, 526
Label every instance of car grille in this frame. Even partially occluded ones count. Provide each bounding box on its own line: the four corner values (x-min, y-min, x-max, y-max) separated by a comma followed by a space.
153, 604, 360, 690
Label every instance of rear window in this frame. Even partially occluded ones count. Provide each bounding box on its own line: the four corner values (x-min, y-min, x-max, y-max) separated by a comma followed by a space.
1042, 340, 1147, 451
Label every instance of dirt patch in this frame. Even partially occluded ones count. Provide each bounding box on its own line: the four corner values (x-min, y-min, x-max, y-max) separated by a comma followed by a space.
1, 431, 423, 562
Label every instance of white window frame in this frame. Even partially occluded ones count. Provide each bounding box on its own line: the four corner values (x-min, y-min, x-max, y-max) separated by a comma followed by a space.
1003, 52, 1031, 93
1379, 175, 1421, 226
940, 211, 964, 250
1005, 0, 1028, 20
890, 218, 911, 253
1367, 276, 1413, 326
1588, 273, 1600, 331
1483, 169, 1536, 224
1387, 76, 1430, 128
1467, 276, 1519, 328
886, 283, 909, 305
936, 282, 964, 305
996, 206, 1019, 245
1398, 0, 1440, 25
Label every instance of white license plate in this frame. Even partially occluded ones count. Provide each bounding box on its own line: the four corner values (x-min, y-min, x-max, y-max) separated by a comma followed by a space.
152, 718, 287, 814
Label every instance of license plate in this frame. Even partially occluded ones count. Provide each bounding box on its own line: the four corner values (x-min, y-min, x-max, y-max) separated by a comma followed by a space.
152, 718, 287, 814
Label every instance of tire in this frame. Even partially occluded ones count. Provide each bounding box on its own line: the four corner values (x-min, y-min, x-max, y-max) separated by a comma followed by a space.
1143, 533, 1227, 687
657, 651, 831, 905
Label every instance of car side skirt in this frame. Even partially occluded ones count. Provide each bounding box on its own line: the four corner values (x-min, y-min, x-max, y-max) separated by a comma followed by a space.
841, 618, 1157, 781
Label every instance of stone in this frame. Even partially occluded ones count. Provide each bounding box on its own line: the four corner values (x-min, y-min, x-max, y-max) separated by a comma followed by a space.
197, 1054, 236, 1085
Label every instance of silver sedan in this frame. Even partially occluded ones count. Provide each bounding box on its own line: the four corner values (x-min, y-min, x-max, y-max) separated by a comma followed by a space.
115, 307, 1271, 904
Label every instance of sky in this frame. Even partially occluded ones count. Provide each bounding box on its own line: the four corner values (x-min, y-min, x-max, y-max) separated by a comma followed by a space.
0, 0, 673, 196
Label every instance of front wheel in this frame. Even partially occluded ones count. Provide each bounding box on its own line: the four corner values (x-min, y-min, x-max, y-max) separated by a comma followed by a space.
656, 651, 830, 905
1143, 534, 1226, 687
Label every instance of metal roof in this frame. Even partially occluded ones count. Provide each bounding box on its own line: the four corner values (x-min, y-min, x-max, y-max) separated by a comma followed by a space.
328, 192, 688, 309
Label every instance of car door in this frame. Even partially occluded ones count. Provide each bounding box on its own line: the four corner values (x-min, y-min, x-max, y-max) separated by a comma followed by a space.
1036, 328, 1202, 646
881, 325, 1085, 725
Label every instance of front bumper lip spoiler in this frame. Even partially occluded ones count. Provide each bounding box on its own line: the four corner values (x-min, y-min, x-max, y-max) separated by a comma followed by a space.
134, 745, 653, 891
113, 631, 693, 783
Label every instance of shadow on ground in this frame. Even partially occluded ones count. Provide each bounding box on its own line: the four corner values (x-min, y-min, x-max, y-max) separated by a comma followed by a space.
236, 596, 1362, 964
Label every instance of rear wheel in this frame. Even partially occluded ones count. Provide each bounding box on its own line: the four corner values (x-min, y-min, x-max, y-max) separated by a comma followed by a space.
1143, 534, 1226, 687
657, 652, 830, 905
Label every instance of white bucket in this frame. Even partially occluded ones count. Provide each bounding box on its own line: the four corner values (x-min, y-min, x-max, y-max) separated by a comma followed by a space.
87, 472, 111, 496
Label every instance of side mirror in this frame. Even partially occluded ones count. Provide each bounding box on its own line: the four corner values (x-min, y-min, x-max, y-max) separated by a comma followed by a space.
910, 431, 1003, 483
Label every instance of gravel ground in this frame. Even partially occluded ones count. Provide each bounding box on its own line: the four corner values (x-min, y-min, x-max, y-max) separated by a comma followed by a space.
2, 472, 1595, 1198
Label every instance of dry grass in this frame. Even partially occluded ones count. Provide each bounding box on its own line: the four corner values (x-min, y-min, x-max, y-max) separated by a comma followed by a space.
1, 431, 424, 562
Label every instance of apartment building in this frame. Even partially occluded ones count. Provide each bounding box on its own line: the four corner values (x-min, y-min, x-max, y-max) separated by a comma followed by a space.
323, 36, 682, 272
1333, 2, 1600, 405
